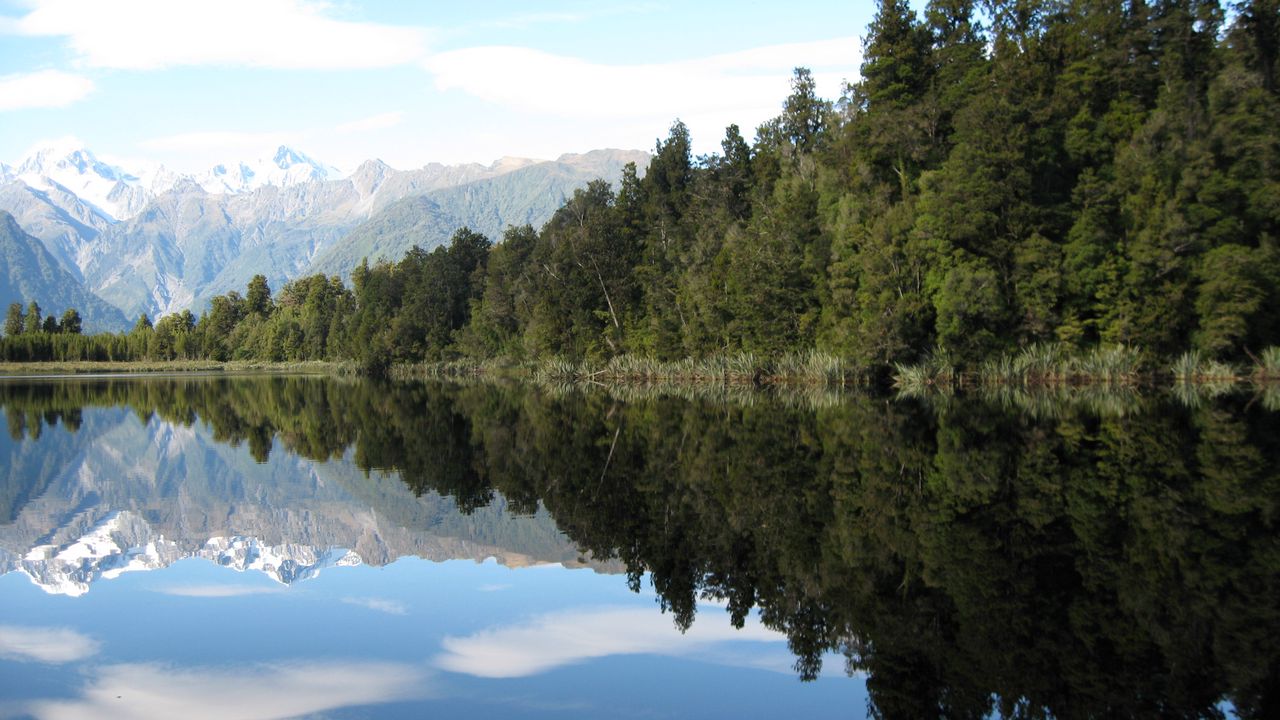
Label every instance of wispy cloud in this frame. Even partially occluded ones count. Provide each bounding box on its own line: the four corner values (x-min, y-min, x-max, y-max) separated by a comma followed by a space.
466, 4, 664, 31
335, 112, 405, 134
342, 596, 408, 615
139, 130, 293, 157
477, 583, 511, 592
0, 70, 94, 111
11, 0, 428, 70
435, 605, 784, 678
423, 36, 859, 121
23, 660, 430, 720
0, 625, 100, 664
153, 584, 284, 598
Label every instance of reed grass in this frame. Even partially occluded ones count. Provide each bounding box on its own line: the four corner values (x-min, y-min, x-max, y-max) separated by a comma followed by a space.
1171, 350, 1203, 383
896, 344, 1147, 388
977, 383, 1147, 419
1169, 350, 1241, 386
1261, 383, 1280, 412
1254, 346, 1280, 380
1075, 344, 1145, 384
892, 349, 956, 392
395, 343, 1280, 395
389, 357, 526, 381
769, 349, 849, 385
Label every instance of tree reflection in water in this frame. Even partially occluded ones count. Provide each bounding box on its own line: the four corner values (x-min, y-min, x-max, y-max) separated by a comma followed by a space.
2, 376, 1276, 718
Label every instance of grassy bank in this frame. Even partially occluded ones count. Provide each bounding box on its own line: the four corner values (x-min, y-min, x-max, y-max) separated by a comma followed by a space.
892, 343, 1280, 392
5, 346, 1278, 394
0, 359, 355, 376
392, 344, 1280, 393
389, 350, 857, 386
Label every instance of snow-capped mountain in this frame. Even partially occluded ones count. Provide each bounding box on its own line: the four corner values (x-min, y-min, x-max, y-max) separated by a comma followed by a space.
7, 142, 344, 223
0, 142, 648, 325
197, 146, 341, 194
13, 511, 363, 596
0, 402, 608, 596
12, 141, 155, 222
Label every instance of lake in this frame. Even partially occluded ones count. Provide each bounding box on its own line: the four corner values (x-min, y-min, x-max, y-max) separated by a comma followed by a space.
0, 375, 1276, 718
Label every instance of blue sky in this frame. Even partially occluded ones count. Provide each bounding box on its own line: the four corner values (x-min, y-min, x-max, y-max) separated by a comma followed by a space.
0, 0, 872, 173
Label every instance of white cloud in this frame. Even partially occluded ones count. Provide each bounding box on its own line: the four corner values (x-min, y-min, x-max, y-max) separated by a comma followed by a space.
12, 0, 427, 70
153, 584, 284, 598
0, 625, 100, 664
465, 4, 663, 31
335, 111, 404, 134
342, 596, 408, 615
435, 605, 784, 678
421, 37, 859, 158
24, 660, 430, 720
0, 70, 94, 111
423, 36, 859, 122
139, 130, 292, 159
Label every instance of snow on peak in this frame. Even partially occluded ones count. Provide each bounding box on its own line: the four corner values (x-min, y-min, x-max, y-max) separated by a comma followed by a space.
197, 147, 339, 194
135, 163, 184, 195
273, 145, 307, 168
5, 512, 365, 596
17, 143, 129, 182
12, 142, 148, 221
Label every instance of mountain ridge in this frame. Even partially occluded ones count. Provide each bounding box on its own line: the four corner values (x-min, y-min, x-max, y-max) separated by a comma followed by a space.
0, 210, 130, 332
0, 144, 649, 324
0, 405, 615, 596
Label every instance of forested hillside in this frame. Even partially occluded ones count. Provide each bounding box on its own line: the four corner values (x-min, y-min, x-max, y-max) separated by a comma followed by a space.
0, 212, 129, 333
4, 0, 1278, 374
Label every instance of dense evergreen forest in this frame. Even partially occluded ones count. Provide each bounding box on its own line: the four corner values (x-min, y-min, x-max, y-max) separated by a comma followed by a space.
4, 0, 1279, 373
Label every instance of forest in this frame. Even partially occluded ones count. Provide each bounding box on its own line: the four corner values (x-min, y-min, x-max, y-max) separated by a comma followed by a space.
3, 0, 1278, 375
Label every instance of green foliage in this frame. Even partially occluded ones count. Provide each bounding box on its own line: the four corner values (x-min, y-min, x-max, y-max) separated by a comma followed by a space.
7, 2, 1280, 372
893, 348, 956, 392
246, 274, 272, 318
1195, 243, 1280, 356
59, 308, 82, 335
3, 303, 22, 337
1255, 346, 1280, 379
24, 301, 41, 335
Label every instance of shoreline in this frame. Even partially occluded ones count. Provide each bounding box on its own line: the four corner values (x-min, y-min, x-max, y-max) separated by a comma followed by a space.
0, 360, 354, 377
2, 349, 1277, 391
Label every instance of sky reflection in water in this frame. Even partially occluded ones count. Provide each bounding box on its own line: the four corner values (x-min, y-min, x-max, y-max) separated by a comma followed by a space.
0, 377, 860, 719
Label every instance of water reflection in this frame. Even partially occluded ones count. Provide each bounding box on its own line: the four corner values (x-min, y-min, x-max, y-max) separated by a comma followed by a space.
26, 659, 432, 720
435, 605, 784, 678
1, 375, 1277, 718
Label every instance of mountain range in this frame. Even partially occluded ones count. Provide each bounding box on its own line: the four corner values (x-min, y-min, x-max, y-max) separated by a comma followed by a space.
0, 212, 129, 331
0, 143, 648, 328
0, 405, 613, 596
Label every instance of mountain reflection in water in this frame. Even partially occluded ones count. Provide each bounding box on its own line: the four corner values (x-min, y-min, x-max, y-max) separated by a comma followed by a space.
1, 375, 1277, 718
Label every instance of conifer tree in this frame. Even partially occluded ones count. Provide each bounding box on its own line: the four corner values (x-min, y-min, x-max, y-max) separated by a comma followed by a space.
3, 303, 22, 337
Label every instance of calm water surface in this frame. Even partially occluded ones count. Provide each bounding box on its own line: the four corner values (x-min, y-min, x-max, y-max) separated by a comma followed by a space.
0, 376, 1276, 719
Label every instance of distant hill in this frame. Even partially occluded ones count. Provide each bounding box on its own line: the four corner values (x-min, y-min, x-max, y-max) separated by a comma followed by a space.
0, 143, 649, 321
309, 149, 650, 278
0, 211, 129, 332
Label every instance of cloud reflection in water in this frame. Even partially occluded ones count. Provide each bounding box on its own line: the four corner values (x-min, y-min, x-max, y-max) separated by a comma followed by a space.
436, 605, 785, 678
0, 625, 100, 664
24, 660, 431, 720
